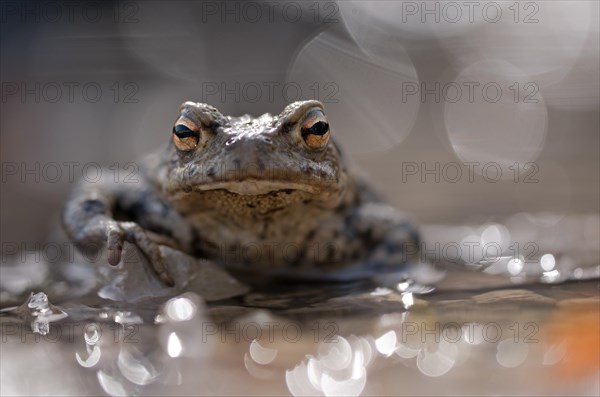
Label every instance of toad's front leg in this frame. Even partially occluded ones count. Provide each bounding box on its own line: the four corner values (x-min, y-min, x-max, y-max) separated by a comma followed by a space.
61, 173, 191, 287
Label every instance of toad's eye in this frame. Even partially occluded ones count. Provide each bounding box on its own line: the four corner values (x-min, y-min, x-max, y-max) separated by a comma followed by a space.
301, 110, 330, 150
172, 118, 200, 151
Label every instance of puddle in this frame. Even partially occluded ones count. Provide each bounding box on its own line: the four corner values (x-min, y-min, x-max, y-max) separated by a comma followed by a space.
1, 280, 598, 396
1, 215, 599, 396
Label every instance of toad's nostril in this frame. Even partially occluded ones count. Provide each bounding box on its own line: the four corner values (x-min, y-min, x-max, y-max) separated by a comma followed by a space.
263, 137, 273, 144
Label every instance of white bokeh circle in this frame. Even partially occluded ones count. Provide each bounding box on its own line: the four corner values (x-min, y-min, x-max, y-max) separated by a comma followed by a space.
444, 60, 548, 179
287, 29, 419, 154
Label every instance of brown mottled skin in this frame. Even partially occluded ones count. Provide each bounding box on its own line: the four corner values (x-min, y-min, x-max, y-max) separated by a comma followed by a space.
62, 100, 420, 286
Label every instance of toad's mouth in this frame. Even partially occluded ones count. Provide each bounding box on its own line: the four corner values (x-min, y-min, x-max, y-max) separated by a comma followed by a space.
192, 179, 321, 196
168, 177, 344, 209
166, 159, 341, 197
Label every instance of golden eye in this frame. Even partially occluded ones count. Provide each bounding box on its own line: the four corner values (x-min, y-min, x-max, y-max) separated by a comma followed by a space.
172, 117, 200, 151
301, 110, 330, 149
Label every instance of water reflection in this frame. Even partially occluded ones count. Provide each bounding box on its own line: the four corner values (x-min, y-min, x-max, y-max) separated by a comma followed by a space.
248, 339, 278, 365
117, 348, 158, 386
375, 330, 397, 356
97, 370, 130, 397
0, 211, 598, 396
422, 213, 600, 285
540, 254, 556, 272
543, 341, 567, 366
0, 279, 598, 396
166, 332, 183, 358
287, 335, 369, 397
416, 339, 459, 377
158, 293, 212, 359
496, 339, 529, 368
75, 323, 102, 368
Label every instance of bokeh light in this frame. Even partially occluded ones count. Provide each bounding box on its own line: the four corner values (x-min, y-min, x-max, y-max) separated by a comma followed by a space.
444, 60, 548, 177
287, 28, 419, 154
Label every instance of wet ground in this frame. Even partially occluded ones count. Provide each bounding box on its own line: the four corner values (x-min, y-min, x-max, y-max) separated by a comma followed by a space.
1, 217, 598, 396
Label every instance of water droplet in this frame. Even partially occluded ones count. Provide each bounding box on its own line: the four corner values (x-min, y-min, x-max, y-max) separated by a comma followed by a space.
167, 332, 183, 358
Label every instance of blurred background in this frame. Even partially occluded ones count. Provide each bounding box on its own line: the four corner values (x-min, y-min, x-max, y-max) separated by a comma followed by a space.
1, 0, 598, 251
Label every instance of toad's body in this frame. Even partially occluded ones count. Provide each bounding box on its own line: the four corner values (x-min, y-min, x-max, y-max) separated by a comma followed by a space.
62, 101, 419, 285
